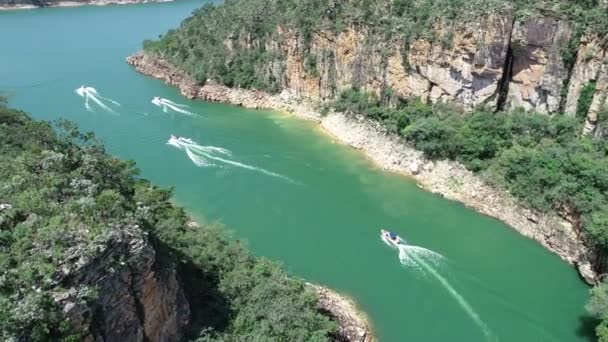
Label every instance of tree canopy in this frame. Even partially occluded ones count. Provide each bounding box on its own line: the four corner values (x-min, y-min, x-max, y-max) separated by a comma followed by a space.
0, 105, 336, 341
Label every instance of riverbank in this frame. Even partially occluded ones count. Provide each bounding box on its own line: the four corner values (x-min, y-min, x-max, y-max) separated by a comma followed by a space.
127, 52, 598, 285
308, 284, 374, 342
0, 0, 171, 10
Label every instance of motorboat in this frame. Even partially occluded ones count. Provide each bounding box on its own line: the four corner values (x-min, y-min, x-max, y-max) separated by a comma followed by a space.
381, 229, 402, 247
152, 96, 163, 106
167, 134, 181, 148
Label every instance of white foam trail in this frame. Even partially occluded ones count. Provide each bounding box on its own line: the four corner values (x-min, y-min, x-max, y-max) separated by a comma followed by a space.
86, 91, 114, 113
203, 152, 293, 181
185, 147, 213, 167
84, 94, 92, 112
152, 97, 194, 116
183, 142, 232, 157
84, 86, 97, 95
396, 244, 494, 341
162, 98, 189, 108
163, 101, 194, 116
75, 86, 120, 113
96, 93, 121, 106
167, 136, 294, 182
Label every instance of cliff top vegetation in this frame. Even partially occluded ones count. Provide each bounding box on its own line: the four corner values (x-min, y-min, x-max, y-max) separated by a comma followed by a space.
0, 104, 336, 341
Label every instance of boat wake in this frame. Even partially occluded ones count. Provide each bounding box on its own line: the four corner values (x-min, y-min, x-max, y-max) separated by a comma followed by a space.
152, 96, 194, 116
167, 135, 295, 183
382, 234, 495, 341
75, 86, 120, 113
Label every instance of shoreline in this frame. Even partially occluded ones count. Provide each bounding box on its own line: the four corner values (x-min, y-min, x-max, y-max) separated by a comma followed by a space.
126, 52, 599, 285
308, 283, 374, 342
191, 217, 374, 340
0, 0, 172, 10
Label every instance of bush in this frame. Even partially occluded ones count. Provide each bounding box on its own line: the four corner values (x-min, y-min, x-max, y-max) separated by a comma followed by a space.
578, 81, 597, 119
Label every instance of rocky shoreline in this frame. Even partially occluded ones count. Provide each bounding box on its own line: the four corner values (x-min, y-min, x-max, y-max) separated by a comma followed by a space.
127, 52, 599, 285
0, 0, 172, 10
308, 284, 374, 342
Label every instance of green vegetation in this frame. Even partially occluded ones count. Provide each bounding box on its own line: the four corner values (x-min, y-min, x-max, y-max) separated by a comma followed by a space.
331, 88, 608, 242
143, 0, 608, 339
331, 88, 608, 339
588, 282, 608, 341
578, 81, 598, 119
144, 0, 608, 92
0, 105, 335, 341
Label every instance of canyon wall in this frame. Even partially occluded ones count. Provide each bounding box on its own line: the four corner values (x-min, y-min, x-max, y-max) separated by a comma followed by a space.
223, 11, 608, 136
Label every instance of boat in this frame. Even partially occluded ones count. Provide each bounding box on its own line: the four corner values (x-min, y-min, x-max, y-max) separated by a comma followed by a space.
167, 134, 182, 148
152, 96, 162, 105
380, 229, 402, 247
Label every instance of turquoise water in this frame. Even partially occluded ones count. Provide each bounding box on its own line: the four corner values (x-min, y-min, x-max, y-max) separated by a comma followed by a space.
0, 2, 593, 341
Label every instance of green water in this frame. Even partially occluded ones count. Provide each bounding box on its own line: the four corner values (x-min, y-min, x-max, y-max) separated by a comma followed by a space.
0, 2, 594, 341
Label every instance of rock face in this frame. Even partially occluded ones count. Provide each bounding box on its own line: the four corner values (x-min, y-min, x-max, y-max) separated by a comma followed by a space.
211, 12, 600, 117
53, 224, 190, 341
565, 35, 608, 137
405, 15, 514, 107
199, 10, 608, 127
506, 18, 572, 113
308, 284, 373, 342
127, 52, 600, 284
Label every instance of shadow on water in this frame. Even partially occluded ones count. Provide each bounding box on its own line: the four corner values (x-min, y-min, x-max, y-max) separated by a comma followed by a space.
577, 315, 599, 341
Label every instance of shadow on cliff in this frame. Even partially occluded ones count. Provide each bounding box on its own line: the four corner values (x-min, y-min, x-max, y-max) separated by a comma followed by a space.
152, 237, 232, 338
577, 315, 599, 342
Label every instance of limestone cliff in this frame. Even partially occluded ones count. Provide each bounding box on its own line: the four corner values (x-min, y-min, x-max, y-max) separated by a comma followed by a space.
565, 35, 608, 137
208, 10, 608, 128
214, 12, 584, 117
52, 224, 190, 341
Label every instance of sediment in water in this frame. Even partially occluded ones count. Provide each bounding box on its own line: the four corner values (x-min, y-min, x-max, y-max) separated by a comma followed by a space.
127, 52, 598, 285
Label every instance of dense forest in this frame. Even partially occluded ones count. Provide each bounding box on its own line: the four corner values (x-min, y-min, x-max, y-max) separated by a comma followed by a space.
0, 102, 336, 340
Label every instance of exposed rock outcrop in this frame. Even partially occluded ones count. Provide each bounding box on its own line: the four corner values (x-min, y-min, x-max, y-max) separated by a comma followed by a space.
565, 35, 608, 137
53, 224, 190, 341
405, 14, 515, 107
309, 284, 373, 342
127, 52, 600, 284
214, 12, 587, 116
505, 18, 572, 113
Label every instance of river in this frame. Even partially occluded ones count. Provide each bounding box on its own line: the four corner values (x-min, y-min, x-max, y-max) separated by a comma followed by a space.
0, 2, 593, 341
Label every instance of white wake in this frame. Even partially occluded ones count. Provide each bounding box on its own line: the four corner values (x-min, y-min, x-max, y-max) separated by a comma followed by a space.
152, 96, 194, 116
382, 235, 495, 341
167, 135, 294, 183
75, 86, 120, 113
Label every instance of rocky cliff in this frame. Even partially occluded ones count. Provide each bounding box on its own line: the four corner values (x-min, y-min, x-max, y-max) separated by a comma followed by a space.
258, 15, 583, 114
52, 224, 190, 341
127, 52, 599, 285
185, 8, 608, 138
